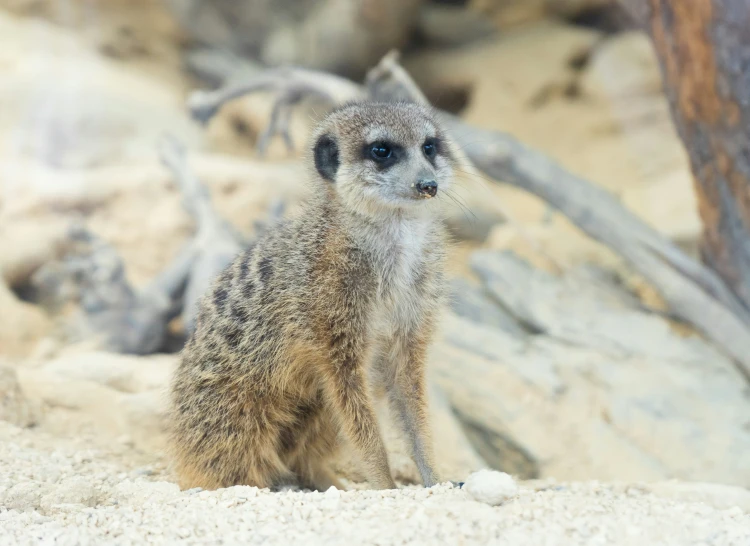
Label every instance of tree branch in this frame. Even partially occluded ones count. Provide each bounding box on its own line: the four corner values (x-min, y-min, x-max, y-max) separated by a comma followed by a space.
184, 52, 750, 380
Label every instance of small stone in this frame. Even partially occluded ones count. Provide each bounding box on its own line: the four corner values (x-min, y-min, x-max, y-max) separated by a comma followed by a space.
325, 486, 341, 499
463, 470, 518, 506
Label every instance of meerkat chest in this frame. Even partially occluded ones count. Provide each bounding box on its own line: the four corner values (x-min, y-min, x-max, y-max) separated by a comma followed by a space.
365, 217, 433, 334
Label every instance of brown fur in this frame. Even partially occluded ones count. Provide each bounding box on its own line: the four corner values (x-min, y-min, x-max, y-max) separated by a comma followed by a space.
169, 102, 456, 491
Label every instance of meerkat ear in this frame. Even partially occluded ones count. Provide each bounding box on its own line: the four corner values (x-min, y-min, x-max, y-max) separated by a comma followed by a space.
314, 134, 339, 182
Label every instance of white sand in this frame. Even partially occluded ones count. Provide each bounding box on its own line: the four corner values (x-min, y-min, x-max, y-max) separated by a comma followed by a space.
1, 423, 748, 546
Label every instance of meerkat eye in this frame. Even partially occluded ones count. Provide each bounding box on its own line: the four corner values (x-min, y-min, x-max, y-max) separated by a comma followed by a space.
423, 138, 438, 159
370, 143, 392, 161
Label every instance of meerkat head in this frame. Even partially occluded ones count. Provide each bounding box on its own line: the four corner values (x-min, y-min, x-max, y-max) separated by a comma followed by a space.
310, 102, 456, 217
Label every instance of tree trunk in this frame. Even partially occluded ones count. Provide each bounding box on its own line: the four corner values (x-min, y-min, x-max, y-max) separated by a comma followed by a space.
643, 0, 750, 311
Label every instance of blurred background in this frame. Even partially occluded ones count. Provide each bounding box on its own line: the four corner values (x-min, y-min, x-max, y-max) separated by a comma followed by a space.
1, 0, 748, 490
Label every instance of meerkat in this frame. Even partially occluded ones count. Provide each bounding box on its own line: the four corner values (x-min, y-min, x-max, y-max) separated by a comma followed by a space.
169, 101, 456, 491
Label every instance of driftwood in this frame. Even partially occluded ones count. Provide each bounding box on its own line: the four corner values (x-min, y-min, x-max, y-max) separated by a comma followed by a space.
31, 224, 195, 355
158, 136, 287, 333
186, 51, 750, 381
158, 136, 245, 334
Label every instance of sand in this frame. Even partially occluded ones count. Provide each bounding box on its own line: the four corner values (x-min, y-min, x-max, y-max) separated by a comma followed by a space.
1, 422, 748, 546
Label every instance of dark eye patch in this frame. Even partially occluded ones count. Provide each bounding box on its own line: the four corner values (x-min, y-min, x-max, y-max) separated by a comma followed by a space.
362, 140, 402, 169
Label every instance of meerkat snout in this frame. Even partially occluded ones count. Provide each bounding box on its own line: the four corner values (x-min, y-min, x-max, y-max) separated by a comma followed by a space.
416, 179, 438, 198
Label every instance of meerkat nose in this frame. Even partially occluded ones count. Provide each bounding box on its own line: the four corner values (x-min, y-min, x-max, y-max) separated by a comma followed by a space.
416, 179, 438, 198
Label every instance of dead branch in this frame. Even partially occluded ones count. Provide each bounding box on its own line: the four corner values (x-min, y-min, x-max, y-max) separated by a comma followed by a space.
187, 68, 364, 126
31, 224, 194, 355
184, 53, 750, 380
158, 135, 288, 332
159, 135, 245, 333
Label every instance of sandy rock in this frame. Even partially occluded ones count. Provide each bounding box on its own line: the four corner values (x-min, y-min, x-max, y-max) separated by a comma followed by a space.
404, 21, 697, 249
2, 155, 308, 290
0, 216, 76, 288
84, 155, 307, 288
41, 351, 176, 394
0, 281, 53, 359
15, 369, 128, 435
38, 476, 99, 514
2, 0, 182, 61
448, 278, 527, 336
620, 168, 701, 249
0, 11, 199, 172
0, 365, 39, 428
1, 481, 55, 512
416, 4, 497, 48
119, 390, 170, 453
405, 21, 601, 111
471, 0, 613, 27
431, 251, 750, 486
164, 0, 423, 79
485, 219, 619, 272
578, 31, 663, 101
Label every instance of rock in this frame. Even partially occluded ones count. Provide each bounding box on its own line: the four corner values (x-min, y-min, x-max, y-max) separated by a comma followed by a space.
0, 365, 39, 428
15, 369, 128, 435
39, 477, 99, 514
426, 383, 488, 482
82, 155, 307, 288
485, 220, 619, 273
0, 216, 76, 289
41, 351, 176, 393
406, 21, 602, 123
0, 280, 53, 359
2, 0, 181, 61
430, 250, 750, 486
578, 32, 663, 101
164, 0, 424, 78
2, 155, 307, 293
451, 409, 539, 480
448, 278, 527, 336
0, 11, 200, 171
404, 21, 697, 251
620, 169, 702, 251
119, 390, 170, 453
416, 4, 497, 48
1, 481, 54, 512
471, 0, 614, 28
464, 469, 518, 506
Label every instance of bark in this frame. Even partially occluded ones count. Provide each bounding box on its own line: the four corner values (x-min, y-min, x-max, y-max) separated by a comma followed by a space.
643, 0, 750, 311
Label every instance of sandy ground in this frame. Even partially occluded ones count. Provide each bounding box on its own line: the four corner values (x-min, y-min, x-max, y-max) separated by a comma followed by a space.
1, 422, 748, 546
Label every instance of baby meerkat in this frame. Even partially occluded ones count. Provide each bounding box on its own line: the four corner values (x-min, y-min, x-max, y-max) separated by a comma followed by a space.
169, 101, 456, 491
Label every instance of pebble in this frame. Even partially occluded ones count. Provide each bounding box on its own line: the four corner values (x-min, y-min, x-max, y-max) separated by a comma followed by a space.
463, 470, 519, 506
